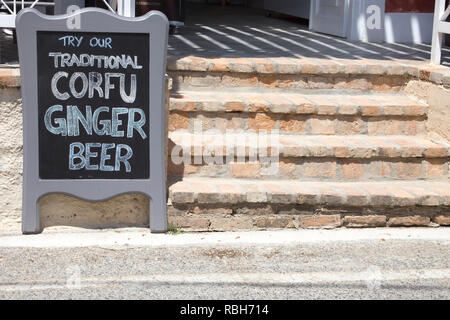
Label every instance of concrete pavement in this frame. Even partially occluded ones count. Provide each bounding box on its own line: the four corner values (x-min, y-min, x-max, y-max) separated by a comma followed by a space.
0, 228, 449, 299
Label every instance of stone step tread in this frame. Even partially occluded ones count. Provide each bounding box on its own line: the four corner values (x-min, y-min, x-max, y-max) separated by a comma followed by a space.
169, 178, 450, 207
169, 132, 450, 158
166, 56, 443, 79
170, 91, 427, 116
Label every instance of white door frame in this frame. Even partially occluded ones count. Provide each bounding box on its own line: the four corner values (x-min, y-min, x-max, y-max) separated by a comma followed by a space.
431, 0, 450, 64
103, 0, 135, 17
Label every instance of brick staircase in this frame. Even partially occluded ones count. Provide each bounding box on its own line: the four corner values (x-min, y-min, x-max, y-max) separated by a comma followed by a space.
166, 57, 450, 230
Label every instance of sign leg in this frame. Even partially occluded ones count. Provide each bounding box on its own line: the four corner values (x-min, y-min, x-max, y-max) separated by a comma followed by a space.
22, 192, 41, 234
150, 194, 167, 233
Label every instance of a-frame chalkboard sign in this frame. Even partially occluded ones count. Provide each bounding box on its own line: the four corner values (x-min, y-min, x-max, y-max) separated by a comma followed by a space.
16, 8, 169, 234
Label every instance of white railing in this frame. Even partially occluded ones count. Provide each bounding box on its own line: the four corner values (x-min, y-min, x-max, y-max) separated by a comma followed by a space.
431, 0, 450, 64
102, 0, 135, 17
0, 0, 53, 28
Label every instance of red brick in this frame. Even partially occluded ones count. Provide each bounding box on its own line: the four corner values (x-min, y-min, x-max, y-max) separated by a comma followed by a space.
264, 95, 294, 113
169, 215, 210, 230
169, 183, 195, 203
335, 78, 370, 91
225, 100, 245, 112
230, 162, 261, 178
343, 215, 386, 228
255, 216, 295, 229
249, 113, 277, 131
365, 161, 393, 179
249, 58, 276, 73
387, 216, 430, 227
400, 186, 441, 206
341, 161, 365, 179
368, 138, 401, 157
428, 186, 450, 205
273, 58, 302, 74
433, 215, 450, 225
246, 96, 270, 112
395, 161, 422, 179
228, 58, 255, 73
301, 160, 337, 179
298, 59, 322, 74
168, 112, 189, 131
359, 185, 393, 206
188, 57, 211, 71
335, 186, 368, 206
216, 184, 244, 204
314, 186, 345, 205
209, 216, 254, 231
389, 137, 423, 157
262, 182, 297, 203
350, 97, 382, 116
405, 120, 425, 135
287, 95, 316, 114
0, 68, 20, 88
289, 184, 321, 205
309, 117, 335, 135
382, 186, 417, 206
298, 215, 342, 229
279, 161, 299, 178
426, 159, 445, 178
209, 58, 231, 72
279, 115, 307, 133
335, 118, 364, 135
384, 119, 406, 135
222, 74, 258, 87
307, 96, 338, 115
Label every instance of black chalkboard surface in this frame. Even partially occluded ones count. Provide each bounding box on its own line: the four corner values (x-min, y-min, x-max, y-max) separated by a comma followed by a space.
37, 31, 150, 179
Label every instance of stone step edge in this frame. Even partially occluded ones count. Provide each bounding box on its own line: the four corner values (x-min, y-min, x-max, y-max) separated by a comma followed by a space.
169, 133, 450, 158
169, 92, 428, 117
169, 179, 450, 207
3, 59, 450, 89
166, 56, 450, 86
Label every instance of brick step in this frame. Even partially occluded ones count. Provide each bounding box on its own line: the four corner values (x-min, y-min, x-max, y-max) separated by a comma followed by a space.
168, 132, 450, 180
167, 57, 420, 92
168, 178, 450, 230
169, 178, 450, 206
169, 91, 427, 135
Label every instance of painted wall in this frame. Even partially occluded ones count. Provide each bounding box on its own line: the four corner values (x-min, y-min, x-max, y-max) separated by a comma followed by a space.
385, 0, 435, 13
384, 0, 436, 43
384, 12, 433, 43
345, 0, 435, 43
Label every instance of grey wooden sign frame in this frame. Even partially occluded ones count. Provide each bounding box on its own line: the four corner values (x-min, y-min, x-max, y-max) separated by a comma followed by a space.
16, 8, 169, 234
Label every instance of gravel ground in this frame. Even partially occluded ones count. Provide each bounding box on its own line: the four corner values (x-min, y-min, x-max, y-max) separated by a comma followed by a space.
0, 228, 448, 299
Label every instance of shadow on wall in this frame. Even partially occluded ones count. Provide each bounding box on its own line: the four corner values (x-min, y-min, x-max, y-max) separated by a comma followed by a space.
384, 13, 433, 43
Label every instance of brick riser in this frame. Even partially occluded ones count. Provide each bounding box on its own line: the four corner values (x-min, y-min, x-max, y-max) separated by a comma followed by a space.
168, 179, 450, 230
169, 71, 410, 92
169, 112, 426, 136
168, 92, 428, 135
167, 130, 450, 181
169, 205, 450, 231
167, 156, 449, 181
